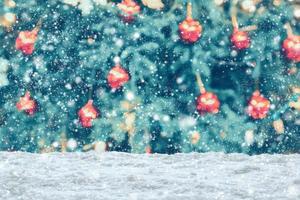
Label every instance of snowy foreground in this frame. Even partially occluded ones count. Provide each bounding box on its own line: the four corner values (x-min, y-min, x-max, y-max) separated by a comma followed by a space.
0, 152, 300, 200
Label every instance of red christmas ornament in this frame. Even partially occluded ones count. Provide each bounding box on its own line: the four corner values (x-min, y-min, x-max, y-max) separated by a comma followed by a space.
178, 3, 202, 43
247, 90, 270, 119
107, 64, 130, 89
196, 92, 220, 114
231, 28, 250, 50
117, 0, 140, 23
15, 29, 38, 55
179, 18, 202, 43
16, 91, 37, 115
230, 13, 256, 50
78, 100, 99, 128
145, 146, 152, 154
282, 35, 300, 62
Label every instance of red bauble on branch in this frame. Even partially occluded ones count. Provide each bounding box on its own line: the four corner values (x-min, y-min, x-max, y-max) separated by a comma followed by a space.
117, 0, 140, 22
231, 28, 250, 50
107, 64, 130, 89
145, 146, 152, 154
196, 92, 220, 114
15, 29, 38, 55
15, 20, 41, 55
78, 100, 99, 128
178, 2, 202, 43
195, 73, 220, 114
283, 35, 300, 62
16, 91, 37, 115
282, 25, 300, 63
230, 12, 256, 50
247, 90, 270, 119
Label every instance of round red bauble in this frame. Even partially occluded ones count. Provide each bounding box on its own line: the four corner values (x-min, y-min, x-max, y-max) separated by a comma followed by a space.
117, 0, 140, 23
145, 146, 152, 154
231, 28, 250, 50
178, 18, 202, 43
196, 92, 220, 114
15, 29, 38, 55
282, 35, 300, 62
16, 91, 37, 115
78, 100, 99, 128
247, 90, 270, 119
107, 64, 130, 89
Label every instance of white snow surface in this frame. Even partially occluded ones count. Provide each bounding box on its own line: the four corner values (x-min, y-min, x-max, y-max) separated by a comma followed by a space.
0, 152, 299, 200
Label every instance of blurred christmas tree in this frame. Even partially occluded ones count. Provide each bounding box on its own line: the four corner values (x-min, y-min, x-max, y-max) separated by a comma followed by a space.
0, 0, 299, 154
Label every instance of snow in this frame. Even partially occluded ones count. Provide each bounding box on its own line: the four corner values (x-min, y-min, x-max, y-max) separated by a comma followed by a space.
0, 152, 299, 200
0, 58, 9, 87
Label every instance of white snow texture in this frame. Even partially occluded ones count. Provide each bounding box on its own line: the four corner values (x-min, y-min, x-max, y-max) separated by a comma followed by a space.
0, 152, 299, 200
